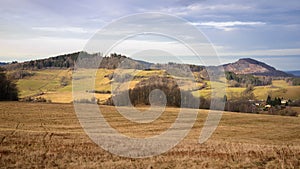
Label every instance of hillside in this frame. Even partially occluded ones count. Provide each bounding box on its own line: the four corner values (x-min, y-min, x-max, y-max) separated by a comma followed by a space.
2, 53, 299, 116
223, 58, 291, 77
1, 52, 292, 77
1, 52, 153, 70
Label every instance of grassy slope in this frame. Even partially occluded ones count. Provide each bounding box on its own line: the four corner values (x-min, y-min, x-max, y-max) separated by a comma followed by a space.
15, 69, 72, 96
12, 69, 300, 103
254, 80, 300, 100
0, 102, 299, 168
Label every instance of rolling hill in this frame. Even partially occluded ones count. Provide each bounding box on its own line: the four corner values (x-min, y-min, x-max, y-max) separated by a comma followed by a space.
1, 52, 299, 110
1, 52, 152, 71
222, 58, 291, 77
286, 70, 300, 77
1, 52, 292, 77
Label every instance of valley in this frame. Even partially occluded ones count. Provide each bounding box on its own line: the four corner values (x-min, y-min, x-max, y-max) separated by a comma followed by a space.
9, 68, 300, 103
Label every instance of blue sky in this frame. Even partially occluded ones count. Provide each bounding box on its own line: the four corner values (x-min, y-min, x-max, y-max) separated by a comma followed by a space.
0, 0, 300, 70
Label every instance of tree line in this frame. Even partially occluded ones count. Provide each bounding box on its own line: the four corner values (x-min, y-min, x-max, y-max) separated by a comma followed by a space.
226, 71, 272, 87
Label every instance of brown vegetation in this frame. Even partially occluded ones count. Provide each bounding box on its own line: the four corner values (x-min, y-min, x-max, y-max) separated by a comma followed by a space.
106, 76, 200, 108
0, 102, 299, 168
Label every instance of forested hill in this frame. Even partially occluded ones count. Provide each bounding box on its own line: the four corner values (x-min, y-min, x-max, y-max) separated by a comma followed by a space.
2, 52, 80, 70
1, 52, 204, 72
0, 52, 292, 77
1, 52, 153, 70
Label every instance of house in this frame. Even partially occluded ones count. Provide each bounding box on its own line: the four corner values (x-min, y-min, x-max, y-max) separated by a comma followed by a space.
281, 100, 288, 105
263, 104, 272, 111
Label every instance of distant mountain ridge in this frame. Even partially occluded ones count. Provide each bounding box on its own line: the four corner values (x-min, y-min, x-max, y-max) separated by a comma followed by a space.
0, 52, 292, 77
222, 58, 291, 77
286, 70, 300, 77
0, 62, 8, 66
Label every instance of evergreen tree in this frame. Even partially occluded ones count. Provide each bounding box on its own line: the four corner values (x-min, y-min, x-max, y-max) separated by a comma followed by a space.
266, 95, 272, 105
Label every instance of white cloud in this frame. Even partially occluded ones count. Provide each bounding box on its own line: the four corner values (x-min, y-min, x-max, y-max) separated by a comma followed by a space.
219, 48, 300, 56
186, 3, 253, 12
32, 26, 95, 34
192, 21, 266, 31
156, 3, 254, 17
0, 37, 87, 61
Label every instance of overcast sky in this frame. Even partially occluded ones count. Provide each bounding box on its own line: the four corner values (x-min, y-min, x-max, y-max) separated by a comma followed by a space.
0, 0, 300, 70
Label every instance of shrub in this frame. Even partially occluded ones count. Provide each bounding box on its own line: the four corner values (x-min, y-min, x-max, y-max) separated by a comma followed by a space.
73, 97, 97, 104
9, 70, 34, 79
268, 108, 298, 117
290, 100, 300, 107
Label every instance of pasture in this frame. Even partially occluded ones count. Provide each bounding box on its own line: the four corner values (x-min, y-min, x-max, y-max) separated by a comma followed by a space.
0, 102, 299, 168
9, 68, 300, 104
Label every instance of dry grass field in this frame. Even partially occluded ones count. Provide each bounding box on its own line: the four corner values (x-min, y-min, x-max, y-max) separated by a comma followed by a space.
12, 68, 300, 104
0, 102, 299, 168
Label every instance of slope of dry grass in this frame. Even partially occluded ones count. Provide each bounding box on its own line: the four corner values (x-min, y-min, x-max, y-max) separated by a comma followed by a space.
0, 102, 299, 168
11, 67, 300, 104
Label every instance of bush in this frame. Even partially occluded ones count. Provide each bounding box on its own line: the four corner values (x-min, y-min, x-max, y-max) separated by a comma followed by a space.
60, 76, 69, 86
74, 97, 97, 104
290, 100, 300, 107
268, 107, 298, 117
225, 100, 258, 113
21, 97, 52, 103
9, 70, 34, 79
112, 73, 133, 83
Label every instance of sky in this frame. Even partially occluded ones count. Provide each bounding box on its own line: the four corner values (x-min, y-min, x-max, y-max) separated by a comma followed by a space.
0, 0, 300, 70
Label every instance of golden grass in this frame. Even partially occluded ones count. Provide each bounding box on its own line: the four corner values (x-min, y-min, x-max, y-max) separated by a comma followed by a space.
272, 80, 290, 87
16, 69, 72, 98
13, 69, 300, 103
41, 92, 73, 103
254, 80, 300, 100
0, 102, 299, 168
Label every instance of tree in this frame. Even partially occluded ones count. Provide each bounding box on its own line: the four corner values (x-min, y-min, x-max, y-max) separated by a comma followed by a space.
0, 68, 18, 101
242, 85, 255, 100
223, 95, 227, 102
266, 95, 272, 105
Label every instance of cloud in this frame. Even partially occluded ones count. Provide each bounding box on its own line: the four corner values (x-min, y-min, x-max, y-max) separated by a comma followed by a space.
0, 37, 87, 61
32, 26, 94, 34
186, 3, 253, 12
0, 0, 299, 68
219, 48, 300, 56
192, 21, 266, 31
154, 2, 254, 17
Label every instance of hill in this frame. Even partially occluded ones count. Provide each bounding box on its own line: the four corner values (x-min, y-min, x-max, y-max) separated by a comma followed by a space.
286, 70, 300, 77
0, 62, 8, 66
1, 52, 292, 77
223, 58, 291, 77
1, 52, 153, 70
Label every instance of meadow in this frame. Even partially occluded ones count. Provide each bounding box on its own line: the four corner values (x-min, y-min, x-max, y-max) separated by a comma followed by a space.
0, 102, 299, 168
12, 69, 300, 104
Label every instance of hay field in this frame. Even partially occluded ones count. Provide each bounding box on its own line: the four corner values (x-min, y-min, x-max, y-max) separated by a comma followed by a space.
0, 102, 299, 168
